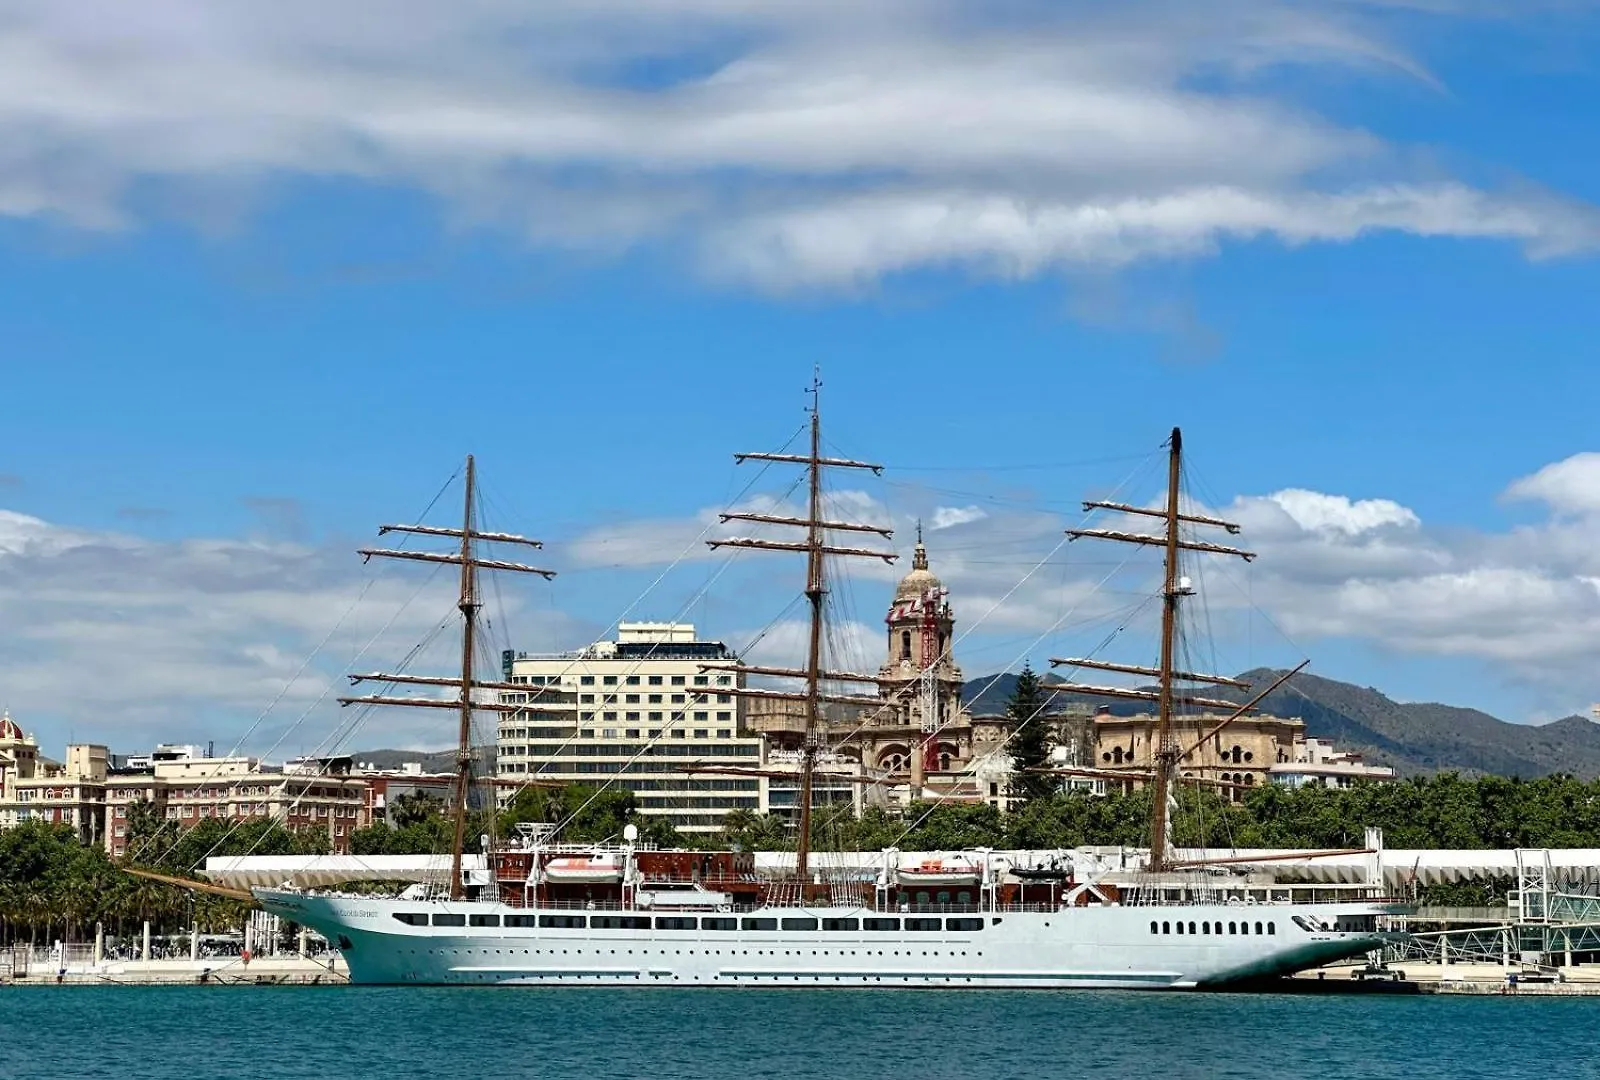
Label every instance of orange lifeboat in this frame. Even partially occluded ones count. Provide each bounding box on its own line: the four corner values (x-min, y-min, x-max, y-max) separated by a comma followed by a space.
543, 853, 625, 884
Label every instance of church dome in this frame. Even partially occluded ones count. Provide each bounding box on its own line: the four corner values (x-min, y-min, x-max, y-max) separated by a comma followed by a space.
893, 536, 944, 601
0, 711, 21, 741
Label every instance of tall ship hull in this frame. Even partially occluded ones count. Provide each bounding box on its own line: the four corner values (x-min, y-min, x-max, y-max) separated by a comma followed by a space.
255, 890, 1396, 990
254, 842, 1402, 989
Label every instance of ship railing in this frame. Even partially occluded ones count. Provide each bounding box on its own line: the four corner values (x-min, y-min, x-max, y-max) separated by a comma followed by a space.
638, 873, 764, 886
1118, 891, 1400, 907
498, 841, 659, 855
501, 899, 1065, 914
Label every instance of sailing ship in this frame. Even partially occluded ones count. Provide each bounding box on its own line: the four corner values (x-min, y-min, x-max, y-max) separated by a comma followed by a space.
252, 391, 1404, 988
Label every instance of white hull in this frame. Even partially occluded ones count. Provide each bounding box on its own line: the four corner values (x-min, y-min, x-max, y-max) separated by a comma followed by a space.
254, 889, 1398, 990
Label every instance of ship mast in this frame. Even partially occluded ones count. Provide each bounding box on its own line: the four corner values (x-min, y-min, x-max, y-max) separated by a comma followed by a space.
704, 375, 894, 885
339, 455, 556, 899
1049, 428, 1254, 872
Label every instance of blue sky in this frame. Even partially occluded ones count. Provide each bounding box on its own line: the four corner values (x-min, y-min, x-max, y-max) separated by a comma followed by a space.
1, 0, 1598, 754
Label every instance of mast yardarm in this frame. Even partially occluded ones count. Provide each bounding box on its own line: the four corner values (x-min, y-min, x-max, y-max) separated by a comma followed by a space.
338, 455, 555, 900
708, 374, 894, 887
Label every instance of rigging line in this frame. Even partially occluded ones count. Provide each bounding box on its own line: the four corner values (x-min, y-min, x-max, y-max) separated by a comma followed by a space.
175, 584, 456, 873
801, 450, 1163, 799
127, 464, 462, 868
884, 545, 1150, 850
488, 440, 803, 811
539, 551, 752, 838
877, 453, 1157, 473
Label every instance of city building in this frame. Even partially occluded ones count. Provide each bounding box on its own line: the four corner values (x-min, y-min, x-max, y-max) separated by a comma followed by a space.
496, 622, 764, 833
349, 761, 458, 825
1089, 706, 1394, 800
1269, 737, 1397, 789
0, 714, 109, 845
104, 753, 370, 858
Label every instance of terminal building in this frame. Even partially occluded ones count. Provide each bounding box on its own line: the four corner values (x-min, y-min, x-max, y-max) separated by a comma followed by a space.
496, 623, 765, 833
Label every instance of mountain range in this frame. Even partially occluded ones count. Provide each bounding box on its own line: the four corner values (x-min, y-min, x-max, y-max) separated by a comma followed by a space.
354, 672, 1600, 781
961, 669, 1600, 779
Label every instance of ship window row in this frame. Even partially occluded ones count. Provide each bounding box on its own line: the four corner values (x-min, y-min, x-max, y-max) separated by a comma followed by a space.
393, 914, 988, 932
1149, 919, 1275, 936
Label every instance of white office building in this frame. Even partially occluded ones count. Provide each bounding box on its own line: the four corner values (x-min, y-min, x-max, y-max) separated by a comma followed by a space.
496, 623, 764, 833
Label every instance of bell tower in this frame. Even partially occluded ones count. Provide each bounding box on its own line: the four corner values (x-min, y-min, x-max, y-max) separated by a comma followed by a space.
878, 526, 963, 794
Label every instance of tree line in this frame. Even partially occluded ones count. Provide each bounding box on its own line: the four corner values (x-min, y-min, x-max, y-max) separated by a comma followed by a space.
0, 798, 329, 947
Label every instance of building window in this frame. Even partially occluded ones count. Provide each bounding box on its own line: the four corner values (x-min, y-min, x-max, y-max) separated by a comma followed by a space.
648, 675, 663, 686
694, 730, 708, 739
579, 676, 595, 686
672, 730, 686, 739
626, 712, 641, 721
626, 694, 640, 704
580, 694, 595, 703
603, 676, 618, 685
718, 729, 731, 739
603, 729, 617, 738
716, 676, 731, 687
671, 694, 685, 704
693, 675, 709, 686
717, 711, 731, 722
694, 712, 708, 722
649, 712, 663, 721
901, 630, 912, 660
626, 729, 640, 738
648, 694, 662, 704
626, 676, 640, 686
671, 675, 686, 686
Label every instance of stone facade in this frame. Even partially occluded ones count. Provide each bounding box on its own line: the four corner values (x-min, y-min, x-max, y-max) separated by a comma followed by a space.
1089, 705, 1392, 799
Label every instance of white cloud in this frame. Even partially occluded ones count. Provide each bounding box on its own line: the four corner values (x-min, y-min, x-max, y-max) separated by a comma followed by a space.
930, 505, 987, 530
1258, 489, 1421, 535
1505, 452, 1600, 518
0, 1, 1594, 286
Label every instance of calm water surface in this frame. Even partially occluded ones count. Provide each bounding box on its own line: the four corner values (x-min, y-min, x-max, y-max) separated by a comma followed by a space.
0, 987, 1594, 1080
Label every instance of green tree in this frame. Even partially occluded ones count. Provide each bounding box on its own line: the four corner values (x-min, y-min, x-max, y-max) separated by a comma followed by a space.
1005, 664, 1057, 804
499, 784, 681, 848
718, 809, 790, 852
390, 791, 445, 829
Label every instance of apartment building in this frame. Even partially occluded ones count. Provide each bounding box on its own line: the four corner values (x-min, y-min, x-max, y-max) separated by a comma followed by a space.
0, 715, 110, 846
101, 752, 370, 858
497, 622, 764, 832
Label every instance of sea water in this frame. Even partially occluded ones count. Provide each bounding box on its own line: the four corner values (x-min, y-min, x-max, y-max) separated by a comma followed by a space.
0, 987, 1593, 1080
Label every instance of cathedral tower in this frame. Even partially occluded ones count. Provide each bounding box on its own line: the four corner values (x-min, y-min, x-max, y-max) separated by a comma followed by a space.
878, 529, 964, 793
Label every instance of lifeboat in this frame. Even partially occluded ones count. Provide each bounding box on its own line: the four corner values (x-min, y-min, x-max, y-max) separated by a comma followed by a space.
542, 854, 625, 884
896, 859, 982, 887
